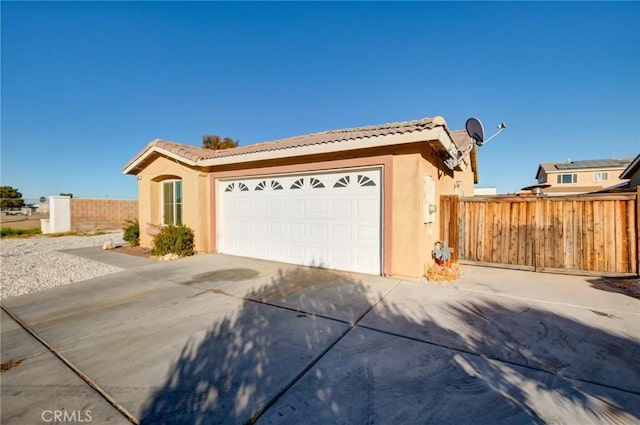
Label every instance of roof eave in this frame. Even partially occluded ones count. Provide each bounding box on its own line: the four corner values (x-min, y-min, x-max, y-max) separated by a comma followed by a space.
122, 145, 199, 175
470, 145, 478, 184
620, 154, 640, 179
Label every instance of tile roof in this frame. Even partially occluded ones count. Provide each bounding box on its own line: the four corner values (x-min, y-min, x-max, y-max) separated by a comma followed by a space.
124, 116, 449, 172
206, 117, 443, 159
449, 129, 479, 183
449, 129, 474, 152
145, 140, 213, 163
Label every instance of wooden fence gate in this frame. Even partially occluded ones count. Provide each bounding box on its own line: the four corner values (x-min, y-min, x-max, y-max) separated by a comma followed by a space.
440, 191, 638, 275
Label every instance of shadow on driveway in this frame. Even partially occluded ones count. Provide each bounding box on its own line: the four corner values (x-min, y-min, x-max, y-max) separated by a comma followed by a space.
587, 276, 640, 300
139, 267, 640, 424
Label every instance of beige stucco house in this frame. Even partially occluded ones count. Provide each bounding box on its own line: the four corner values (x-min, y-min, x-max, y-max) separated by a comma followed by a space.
617, 154, 640, 189
123, 115, 477, 279
535, 157, 633, 195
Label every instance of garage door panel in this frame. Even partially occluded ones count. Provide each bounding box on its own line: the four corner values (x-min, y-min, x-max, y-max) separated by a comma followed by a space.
238, 240, 251, 252
270, 243, 286, 257
288, 200, 305, 215
310, 223, 328, 239
224, 199, 237, 214
309, 199, 328, 214
237, 200, 251, 213
332, 224, 352, 240
357, 199, 379, 214
332, 248, 352, 265
289, 222, 306, 237
357, 225, 378, 241
270, 200, 285, 213
331, 199, 352, 215
357, 252, 378, 268
237, 221, 251, 235
308, 247, 330, 267
254, 241, 268, 255
253, 221, 268, 234
288, 245, 306, 261
218, 169, 381, 274
254, 200, 268, 214
270, 222, 285, 235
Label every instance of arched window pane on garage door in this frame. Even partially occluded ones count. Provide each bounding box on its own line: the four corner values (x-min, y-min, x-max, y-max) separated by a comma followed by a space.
162, 180, 182, 225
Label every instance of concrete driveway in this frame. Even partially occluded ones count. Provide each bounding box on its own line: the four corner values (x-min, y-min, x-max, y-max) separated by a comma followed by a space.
1, 252, 639, 424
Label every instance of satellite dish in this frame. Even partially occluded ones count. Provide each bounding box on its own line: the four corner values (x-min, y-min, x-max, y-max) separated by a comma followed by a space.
466, 117, 485, 146
521, 183, 551, 196
521, 183, 551, 191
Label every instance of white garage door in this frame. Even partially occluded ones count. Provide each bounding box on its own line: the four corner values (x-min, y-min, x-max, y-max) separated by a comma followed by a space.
217, 168, 381, 274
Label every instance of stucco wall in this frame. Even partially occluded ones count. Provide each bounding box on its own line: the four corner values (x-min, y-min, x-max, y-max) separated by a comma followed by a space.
542, 168, 629, 189
69, 198, 138, 232
132, 141, 476, 279
389, 153, 423, 278
47, 196, 71, 234
136, 155, 211, 252
388, 146, 475, 279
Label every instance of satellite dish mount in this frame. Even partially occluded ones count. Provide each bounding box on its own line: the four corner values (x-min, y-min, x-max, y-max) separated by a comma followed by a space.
466, 117, 506, 147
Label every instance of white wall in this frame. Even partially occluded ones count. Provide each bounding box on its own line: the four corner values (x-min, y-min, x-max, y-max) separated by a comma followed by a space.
473, 187, 497, 196
42, 196, 71, 234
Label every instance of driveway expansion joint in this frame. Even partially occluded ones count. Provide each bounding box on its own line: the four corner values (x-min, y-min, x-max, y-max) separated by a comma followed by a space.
0, 304, 140, 425
354, 322, 640, 397
458, 287, 640, 317
249, 278, 403, 423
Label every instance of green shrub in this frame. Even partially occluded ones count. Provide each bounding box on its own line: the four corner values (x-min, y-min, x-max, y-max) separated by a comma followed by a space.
151, 224, 194, 257
122, 219, 140, 247
1, 227, 41, 238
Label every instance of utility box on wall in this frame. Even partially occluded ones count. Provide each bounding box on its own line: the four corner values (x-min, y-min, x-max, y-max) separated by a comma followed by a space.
424, 175, 436, 223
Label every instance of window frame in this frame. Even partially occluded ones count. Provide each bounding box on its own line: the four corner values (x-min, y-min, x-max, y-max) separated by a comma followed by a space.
556, 173, 577, 184
161, 179, 182, 225
593, 172, 609, 182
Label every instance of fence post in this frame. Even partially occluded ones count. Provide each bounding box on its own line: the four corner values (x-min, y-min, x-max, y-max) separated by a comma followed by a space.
637, 187, 639, 274
439, 195, 459, 263
451, 196, 459, 263
533, 198, 542, 272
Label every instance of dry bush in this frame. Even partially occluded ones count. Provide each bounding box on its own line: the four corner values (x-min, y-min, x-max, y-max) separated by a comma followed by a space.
424, 263, 461, 286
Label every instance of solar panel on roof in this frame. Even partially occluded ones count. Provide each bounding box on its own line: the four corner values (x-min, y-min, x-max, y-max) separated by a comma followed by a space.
553, 158, 632, 170
554, 163, 574, 170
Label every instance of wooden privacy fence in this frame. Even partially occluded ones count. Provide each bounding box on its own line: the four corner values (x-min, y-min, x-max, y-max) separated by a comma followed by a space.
440, 191, 638, 275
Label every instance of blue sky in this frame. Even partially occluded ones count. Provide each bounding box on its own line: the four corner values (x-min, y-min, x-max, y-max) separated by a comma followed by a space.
2, 1, 639, 201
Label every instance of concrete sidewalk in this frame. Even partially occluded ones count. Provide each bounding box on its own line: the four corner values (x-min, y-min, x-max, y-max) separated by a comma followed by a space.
59, 246, 156, 269
2, 255, 639, 424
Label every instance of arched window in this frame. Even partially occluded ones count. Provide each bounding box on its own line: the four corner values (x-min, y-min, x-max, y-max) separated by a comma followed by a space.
310, 178, 325, 188
162, 179, 182, 225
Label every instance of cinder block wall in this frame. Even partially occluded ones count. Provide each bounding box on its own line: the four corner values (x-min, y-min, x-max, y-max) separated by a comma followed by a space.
70, 199, 138, 232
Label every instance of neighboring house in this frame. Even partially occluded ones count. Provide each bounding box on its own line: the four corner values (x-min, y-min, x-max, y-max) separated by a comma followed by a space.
617, 154, 640, 189
123, 116, 477, 279
473, 187, 497, 196
535, 157, 633, 196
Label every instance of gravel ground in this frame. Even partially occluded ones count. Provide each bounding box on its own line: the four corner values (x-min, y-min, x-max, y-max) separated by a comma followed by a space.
1, 231, 125, 299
